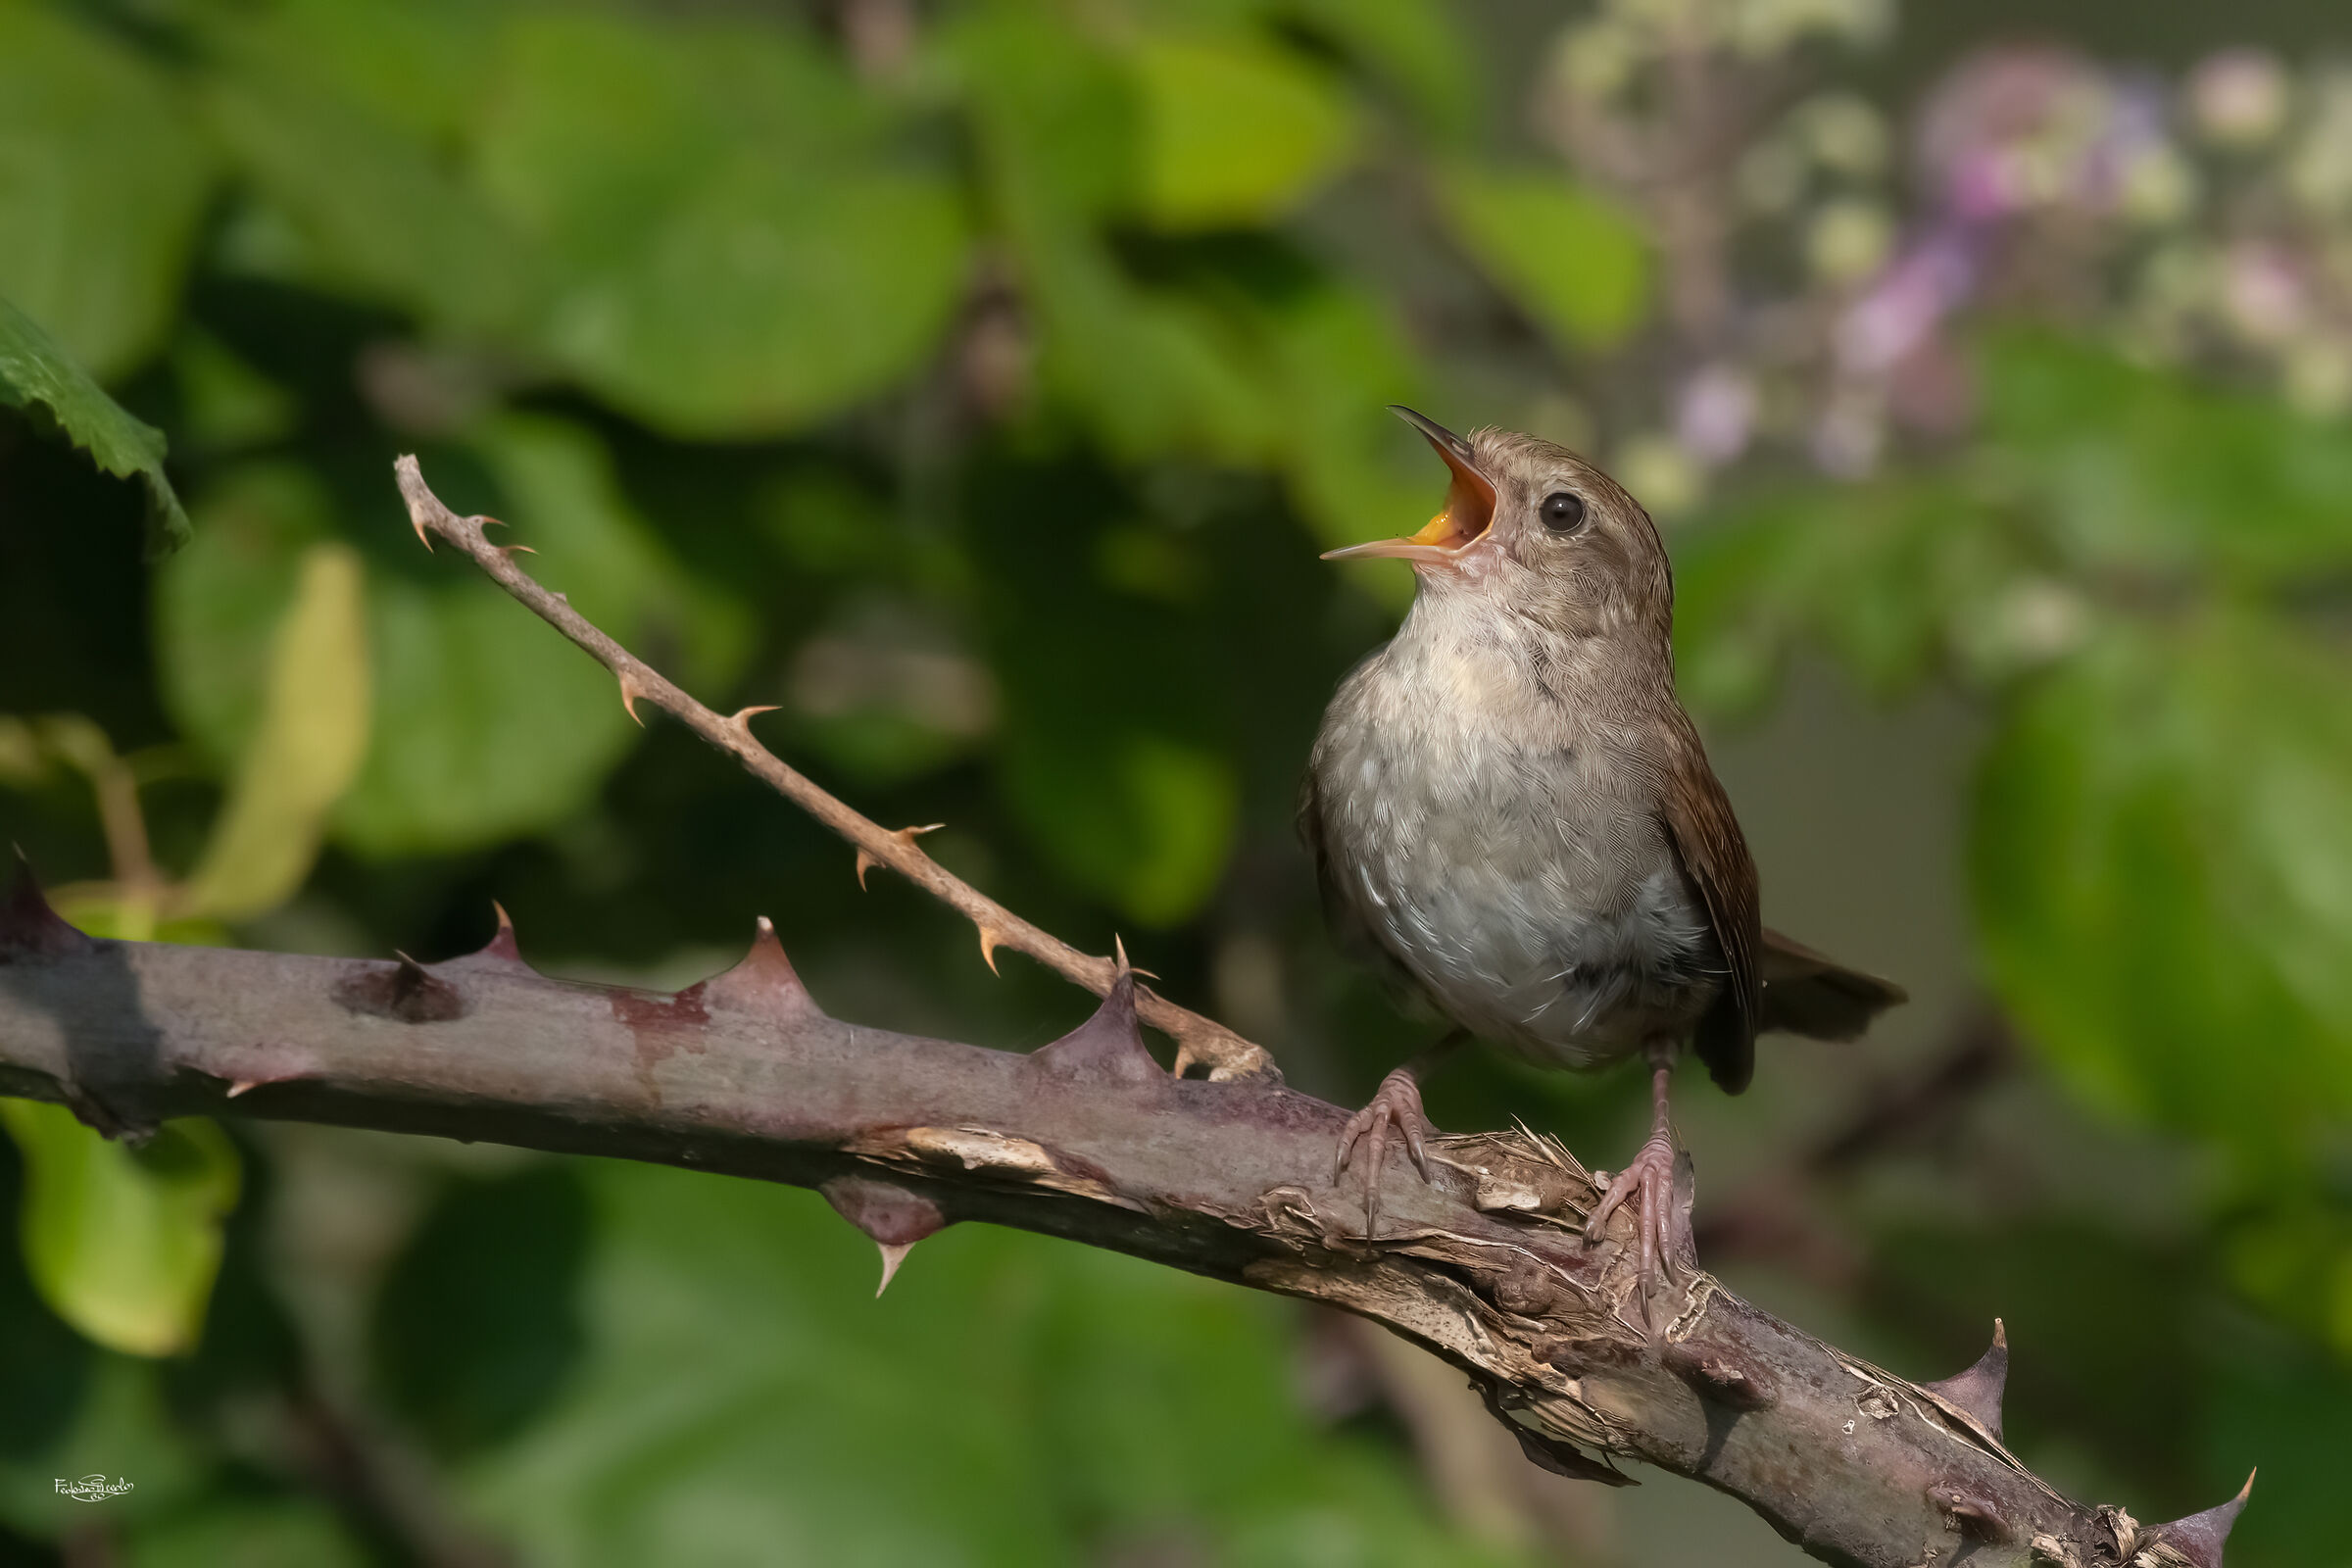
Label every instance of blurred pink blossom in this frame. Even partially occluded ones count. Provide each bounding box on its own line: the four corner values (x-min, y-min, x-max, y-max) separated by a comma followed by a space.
2187, 48, 2289, 144
1675, 365, 1759, 466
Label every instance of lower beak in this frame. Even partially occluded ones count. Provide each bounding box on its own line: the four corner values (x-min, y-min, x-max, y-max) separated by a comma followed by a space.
1321, 407, 1498, 564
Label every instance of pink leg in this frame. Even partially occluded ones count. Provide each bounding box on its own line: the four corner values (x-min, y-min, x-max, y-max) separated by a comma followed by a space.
1583, 1055, 1692, 1294
1335, 1037, 1459, 1238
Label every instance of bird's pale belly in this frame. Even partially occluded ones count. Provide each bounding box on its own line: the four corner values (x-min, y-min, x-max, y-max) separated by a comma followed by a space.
1353, 844, 1722, 1069
1321, 732, 1724, 1071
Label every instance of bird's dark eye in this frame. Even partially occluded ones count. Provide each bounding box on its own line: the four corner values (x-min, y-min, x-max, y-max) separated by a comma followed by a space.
1540, 491, 1587, 532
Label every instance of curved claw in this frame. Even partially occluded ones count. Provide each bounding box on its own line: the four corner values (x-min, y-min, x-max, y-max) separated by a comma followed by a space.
1584, 1133, 1687, 1295
1334, 1066, 1441, 1241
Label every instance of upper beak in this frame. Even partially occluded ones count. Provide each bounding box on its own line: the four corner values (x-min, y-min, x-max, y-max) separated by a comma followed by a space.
1320, 407, 1498, 565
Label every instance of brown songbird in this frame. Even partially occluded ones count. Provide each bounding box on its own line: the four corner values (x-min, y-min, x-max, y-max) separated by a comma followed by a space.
1300, 409, 1903, 1287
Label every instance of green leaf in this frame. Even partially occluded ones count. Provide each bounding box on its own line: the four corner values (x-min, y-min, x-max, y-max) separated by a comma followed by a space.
200, 12, 530, 337
477, 13, 969, 436
1433, 165, 1649, 352
1980, 331, 2352, 582
178, 543, 371, 922
171, 329, 297, 453
372, 1166, 590, 1454
0, 295, 191, 555
1971, 614, 2352, 1165
950, 9, 1290, 463
0, 5, 215, 379
945, 3, 1144, 221
153, 465, 326, 771
0, 1354, 209, 1540
453, 1161, 1519, 1568
1127, 34, 1358, 229
1278, 0, 1477, 140
1003, 727, 1240, 927
1672, 478, 2031, 713
1256, 279, 1429, 554
0, 1103, 239, 1359
123, 1497, 370, 1568
158, 435, 741, 858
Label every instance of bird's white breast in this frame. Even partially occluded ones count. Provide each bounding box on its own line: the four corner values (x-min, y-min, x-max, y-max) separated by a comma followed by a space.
1311, 599, 1721, 1069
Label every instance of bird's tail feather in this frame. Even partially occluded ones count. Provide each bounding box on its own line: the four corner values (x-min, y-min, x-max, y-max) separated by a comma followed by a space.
1758, 928, 1905, 1042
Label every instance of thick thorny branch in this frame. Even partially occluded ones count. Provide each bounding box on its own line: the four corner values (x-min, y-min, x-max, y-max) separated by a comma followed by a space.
0, 868, 2248, 1568
391, 456, 1268, 1082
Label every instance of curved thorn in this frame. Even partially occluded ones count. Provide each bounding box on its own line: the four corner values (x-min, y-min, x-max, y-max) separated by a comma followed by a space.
977, 924, 1004, 975
875, 1241, 913, 1298
2151, 1470, 2256, 1568
1922, 1317, 2010, 1441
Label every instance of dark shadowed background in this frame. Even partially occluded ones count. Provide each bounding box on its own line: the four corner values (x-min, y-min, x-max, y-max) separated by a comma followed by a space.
3, 1, 2350, 1563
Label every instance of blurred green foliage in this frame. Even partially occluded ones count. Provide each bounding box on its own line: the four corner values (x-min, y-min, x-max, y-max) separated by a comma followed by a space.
1, 0, 2349, 1564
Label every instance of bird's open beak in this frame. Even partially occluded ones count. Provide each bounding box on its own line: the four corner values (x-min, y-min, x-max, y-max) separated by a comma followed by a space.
1320, 407, 1498, 565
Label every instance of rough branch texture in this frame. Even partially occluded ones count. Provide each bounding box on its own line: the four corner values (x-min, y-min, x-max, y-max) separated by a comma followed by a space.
0, 881, 2245, 1568
0, 457, 2252, 1568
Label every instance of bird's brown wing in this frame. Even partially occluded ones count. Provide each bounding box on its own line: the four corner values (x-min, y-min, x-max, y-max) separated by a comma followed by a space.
1656, 710, 1761, 1094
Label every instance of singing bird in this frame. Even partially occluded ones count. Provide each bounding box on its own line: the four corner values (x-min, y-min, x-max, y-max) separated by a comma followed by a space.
1300, 409, 1903, 1286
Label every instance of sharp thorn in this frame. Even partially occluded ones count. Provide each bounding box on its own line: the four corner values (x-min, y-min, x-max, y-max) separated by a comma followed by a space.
2149, 1470, 2256, 1568
1922, 1317, 2010, 1442
728, 705, 780, 732
820, 1177, 947, 1293
473, 899, 526, 965
977, 924, 1004, 975
480, 515, 508, 529
226, 1081, 257, 1099
617, 673, 648, 726
1026, 963, 1159, 1084
499, 543, 536, 557
3, 847, 95, 958
875, 1241, 913, 1297
856, 825, 944, 891
699, 915, 818, 1018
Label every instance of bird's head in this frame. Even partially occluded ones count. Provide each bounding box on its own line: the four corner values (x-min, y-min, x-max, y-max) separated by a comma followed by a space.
1323, 408, 1674, 639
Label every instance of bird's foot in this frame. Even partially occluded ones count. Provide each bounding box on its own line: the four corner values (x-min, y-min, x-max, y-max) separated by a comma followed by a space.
1583, 1124, 1692, 1302
1335, 1064, 1438, 1240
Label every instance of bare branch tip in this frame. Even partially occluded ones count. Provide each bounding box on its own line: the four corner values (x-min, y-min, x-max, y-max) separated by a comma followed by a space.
393, 454, 439, 550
